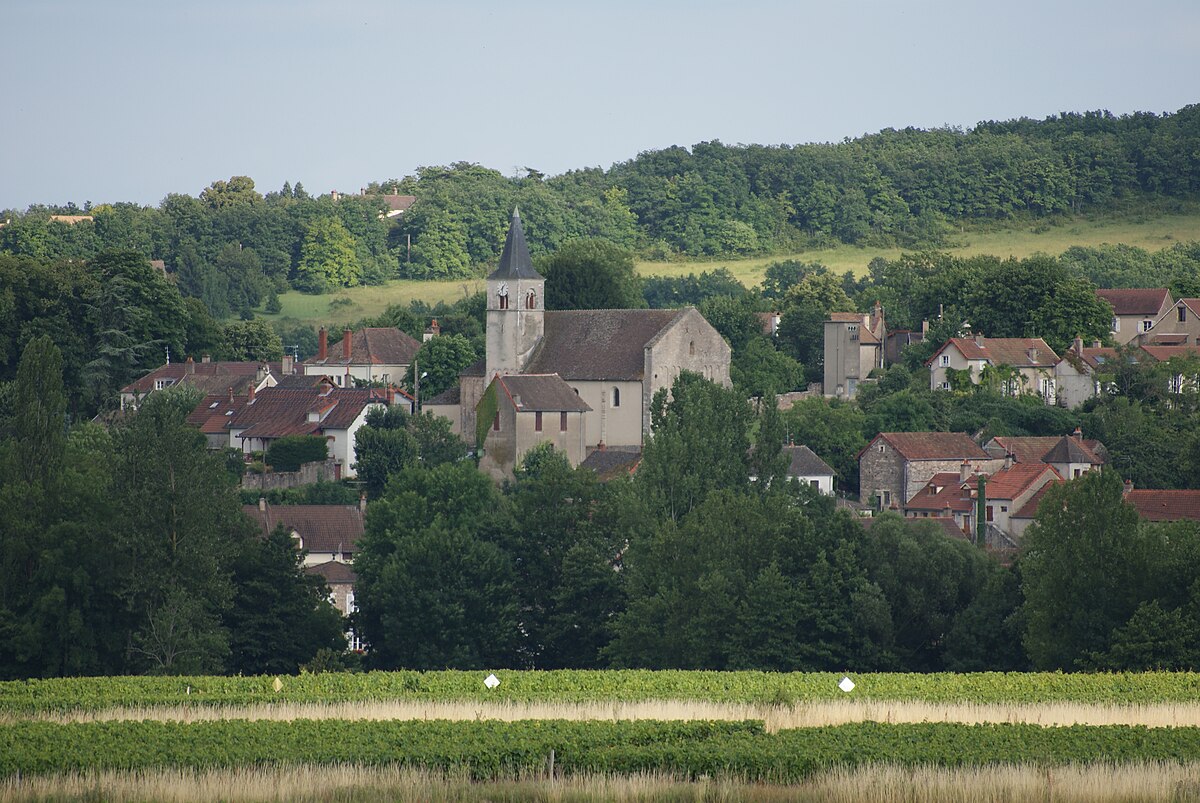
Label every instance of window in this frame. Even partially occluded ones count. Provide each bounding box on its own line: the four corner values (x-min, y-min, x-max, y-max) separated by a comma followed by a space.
612, 387, 620, 407
498, 294, 509, 310
526, 289, 537, 309
940, 381, 951, 390
1180, 306, 1188, 323
810, 480, 820, 489
689, 341, 695, 356
154, 378, 176, 390
1000, 505, 1008, 513
1143, 319, 1154, 332
492, 412, 500, 431
1074, 468, 1082, 478
986, 505, 994, 522
534, 411, 542, 432
940, 355, 950, 366
560, 412, 567, 432
1112, 317, 1120, 332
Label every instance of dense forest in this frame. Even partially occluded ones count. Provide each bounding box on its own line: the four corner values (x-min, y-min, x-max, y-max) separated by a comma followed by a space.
2, 106, 1198, 315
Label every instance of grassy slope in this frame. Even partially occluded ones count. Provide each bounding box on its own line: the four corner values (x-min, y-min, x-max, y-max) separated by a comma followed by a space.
636, 209, 1200, 284
260, 211, 1200, 325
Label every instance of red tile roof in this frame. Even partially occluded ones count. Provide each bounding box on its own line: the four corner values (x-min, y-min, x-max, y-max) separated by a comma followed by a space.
987, 435, 1106, 466
1124, 490, 1200, 522
1140, 345, 1200, 362
933, 337, 1058, 368
243, 503, 365, 555
187, 393, 250, 435
123, 361, 283, 395
1013, 481, 1062, 519
305, 328, 421, 369
306, 560, 357, 585
229, 386, 387, 440
865, 432, 990, 461
1096, 288, 1172, 316
982, 463, 1061, 500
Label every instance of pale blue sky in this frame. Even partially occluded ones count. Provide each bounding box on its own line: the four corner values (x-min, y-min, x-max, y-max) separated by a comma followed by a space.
2, 0, 1197, 210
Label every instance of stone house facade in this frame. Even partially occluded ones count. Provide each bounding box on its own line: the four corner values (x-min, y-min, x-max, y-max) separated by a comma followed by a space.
823, 302, 885, 400
928, 336, 1058, 401
1096, 288, 1173, 345
859, 431, 1003, 508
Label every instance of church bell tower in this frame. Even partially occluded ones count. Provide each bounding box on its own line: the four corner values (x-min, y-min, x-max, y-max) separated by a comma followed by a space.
486, 208, 545, 378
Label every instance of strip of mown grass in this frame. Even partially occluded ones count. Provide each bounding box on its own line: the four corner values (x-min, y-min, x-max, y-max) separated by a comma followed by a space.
5, 719, 1200, 781
5, 671, 1200, 715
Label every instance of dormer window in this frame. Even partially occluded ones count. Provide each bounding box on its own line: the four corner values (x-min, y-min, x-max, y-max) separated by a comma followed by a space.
154, 378, 176, 390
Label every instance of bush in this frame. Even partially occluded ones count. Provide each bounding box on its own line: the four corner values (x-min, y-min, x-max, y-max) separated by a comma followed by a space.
265, 435, 328, 472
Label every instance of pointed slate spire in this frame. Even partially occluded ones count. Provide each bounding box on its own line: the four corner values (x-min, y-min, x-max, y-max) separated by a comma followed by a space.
488, 207, 543, 280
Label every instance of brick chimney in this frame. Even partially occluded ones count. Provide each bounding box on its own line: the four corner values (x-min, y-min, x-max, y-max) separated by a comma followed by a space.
960, 459, 972, 483
424, 319, 440, 342
185, 356, 195, 375
318, 327, 327, 361
1123, 479, 1134, 495
228, 386, 234, 403
248, 384, 256, 402
359, 493, 367, 512
1072, 427, 1083, 440
1004, 451, 1013, 470
202, 354, 211, 364
282, 353, 293, 375
342, 328, 352, 361
1073, 336, 1084, 355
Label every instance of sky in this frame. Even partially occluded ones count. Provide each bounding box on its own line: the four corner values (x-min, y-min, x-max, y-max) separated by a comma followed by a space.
2, 0, 1198, 211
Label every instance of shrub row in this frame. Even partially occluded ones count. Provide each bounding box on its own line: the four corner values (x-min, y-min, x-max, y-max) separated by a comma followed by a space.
6, 719, 1200, 780
5, 670, 1200, 714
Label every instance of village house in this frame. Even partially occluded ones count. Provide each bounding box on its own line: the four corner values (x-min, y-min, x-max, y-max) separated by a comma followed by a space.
823, 302, 885, 400
243, 498, 366, 648
903, 458, 1062, 547
303, 326, 422, 388
1137, 297, 1200, 346
782, 445, 836, 494
858, 431, 1003, 509
1053, 338, 1122, 408
1122, 483, 1200, 522
579, 446, 643, 481
984, 431, 1107, 479
1096, 288, 1173, 344
928, 336, 1058, 401
428, 209, 731, 475
223, 381, 402, 478
120, 354, 296, 410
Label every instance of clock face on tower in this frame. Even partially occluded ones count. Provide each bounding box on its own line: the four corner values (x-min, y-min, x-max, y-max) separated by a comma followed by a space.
497, 282, 509, 297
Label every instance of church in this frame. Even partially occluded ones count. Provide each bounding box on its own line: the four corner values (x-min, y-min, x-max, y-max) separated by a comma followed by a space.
424, 209, 731, 478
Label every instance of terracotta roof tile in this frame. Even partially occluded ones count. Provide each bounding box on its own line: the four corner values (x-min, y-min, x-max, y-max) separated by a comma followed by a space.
1096, 288, 1172, 316
229, 386, 386, 440
580, 446, 642, 480
934, 337, 1058, 368
123, 361, 282, 395
305, 328, 421, 369
1140, 345, 1200, 362
243, 503, 365, 555
306, 560, 357, 585
982, 463, 1061, 500
867, 432, 990, 461
1013, 481, 1061, 519
1124, 490, 1200, 522
187, 393, 250, 435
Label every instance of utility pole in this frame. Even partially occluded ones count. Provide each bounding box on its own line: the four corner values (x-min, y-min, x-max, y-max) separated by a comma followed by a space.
413, 359, 419, 413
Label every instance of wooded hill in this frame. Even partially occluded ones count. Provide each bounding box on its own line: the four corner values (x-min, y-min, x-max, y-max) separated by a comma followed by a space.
2, 106, 1198, 316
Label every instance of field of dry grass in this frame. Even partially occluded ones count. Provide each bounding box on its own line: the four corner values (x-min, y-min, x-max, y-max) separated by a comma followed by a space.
6, 762, 1200, 803
13, 698, 1200, 730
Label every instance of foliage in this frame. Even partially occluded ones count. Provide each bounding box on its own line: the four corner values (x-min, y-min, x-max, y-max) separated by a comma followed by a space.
264, 435, 328, 472
352, 405, 469, 499
407, 333, 476, 401
220, 320, 284, 362
539, 238, 645, 310
296, 217, 361, 293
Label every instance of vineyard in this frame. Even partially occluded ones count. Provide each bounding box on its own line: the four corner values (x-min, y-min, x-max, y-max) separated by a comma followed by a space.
7, 671, 1200, 800
6, 670, 1200, 715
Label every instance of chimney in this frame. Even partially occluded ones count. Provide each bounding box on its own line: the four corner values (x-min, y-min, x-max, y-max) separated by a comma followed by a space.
424, 319, 440, 342
1073, 336, 1084, 355
1092, 340, 1102, 349
1072, 427, 1083, 441
202, 354, 211, 364
974, 334, 984, 348
1027, 347, 1039, 362
282, 354, 293, 375
921, 319, 929, 336
331, 190, 339, 202
318, 327, 328, 361
248, 384, 256, 402
960, 459, 971, 483
359, 493, 367, 513
228, 386, 234, 403
1004, 451, 1013, 470
386, 386, 395, 405
186, 356, 195, 375
1123, 479, 1133, 495
258, 496, 266, 512
512, 394, 522, 408
598, 441, 606, 451
342, 328, 352, 361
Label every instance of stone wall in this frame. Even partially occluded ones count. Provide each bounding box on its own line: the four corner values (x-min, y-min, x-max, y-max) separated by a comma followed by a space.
241, 458, 340, 490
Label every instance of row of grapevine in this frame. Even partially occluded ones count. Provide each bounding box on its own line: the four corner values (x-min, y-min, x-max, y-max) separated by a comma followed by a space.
5, 719, 1200, 780
5, 671, 1200, 714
